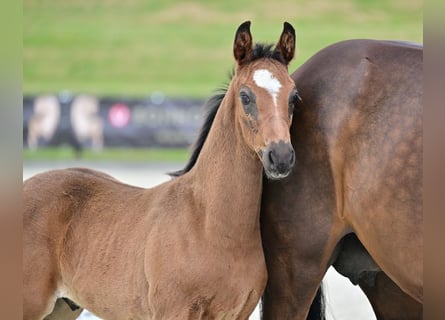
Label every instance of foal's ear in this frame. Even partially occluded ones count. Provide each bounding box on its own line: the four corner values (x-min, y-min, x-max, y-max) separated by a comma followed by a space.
274, 22, 296, 65
233, 21, 253, 65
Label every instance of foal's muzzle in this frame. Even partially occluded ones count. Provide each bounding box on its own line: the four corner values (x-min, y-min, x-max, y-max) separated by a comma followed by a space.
261, 141, 295, 180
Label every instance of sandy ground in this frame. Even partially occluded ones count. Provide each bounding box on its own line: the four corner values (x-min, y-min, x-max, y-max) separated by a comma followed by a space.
23, 161, 376, 320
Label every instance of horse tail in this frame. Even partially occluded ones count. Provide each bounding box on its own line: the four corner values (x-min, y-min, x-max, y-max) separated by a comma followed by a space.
307, 284, 326, 320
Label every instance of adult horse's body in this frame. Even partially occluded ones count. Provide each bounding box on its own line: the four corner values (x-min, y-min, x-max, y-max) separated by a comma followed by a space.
23, 21, 298, 320
260, 39, 423, 319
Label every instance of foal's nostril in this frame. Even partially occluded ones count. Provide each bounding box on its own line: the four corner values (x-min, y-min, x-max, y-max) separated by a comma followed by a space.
268, 149, 276, 166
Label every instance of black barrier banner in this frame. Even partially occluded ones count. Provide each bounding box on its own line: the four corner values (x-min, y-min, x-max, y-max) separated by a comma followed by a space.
23, 93, 206, 149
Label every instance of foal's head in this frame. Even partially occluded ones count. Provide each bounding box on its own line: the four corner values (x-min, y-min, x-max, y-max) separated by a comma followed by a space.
231, 21, 297, 179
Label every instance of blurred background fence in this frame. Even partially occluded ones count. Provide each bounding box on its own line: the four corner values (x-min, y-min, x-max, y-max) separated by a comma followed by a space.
23, 93, 204, 151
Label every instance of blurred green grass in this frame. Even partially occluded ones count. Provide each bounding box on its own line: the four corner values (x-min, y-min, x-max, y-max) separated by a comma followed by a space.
23, 147, 190, 162
24, 0, 423, 98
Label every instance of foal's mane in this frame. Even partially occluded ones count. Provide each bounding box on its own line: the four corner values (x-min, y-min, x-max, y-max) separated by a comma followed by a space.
170, 43, 284, 177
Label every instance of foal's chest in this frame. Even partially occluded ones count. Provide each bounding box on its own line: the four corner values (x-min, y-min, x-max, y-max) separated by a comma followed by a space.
146, 238, 266, 318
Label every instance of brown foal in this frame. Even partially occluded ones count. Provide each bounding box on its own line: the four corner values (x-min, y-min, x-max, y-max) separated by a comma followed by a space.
23, 21, 297, 320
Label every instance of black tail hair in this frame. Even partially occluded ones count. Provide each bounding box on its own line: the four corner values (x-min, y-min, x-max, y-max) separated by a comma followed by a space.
307, 284, 326, 320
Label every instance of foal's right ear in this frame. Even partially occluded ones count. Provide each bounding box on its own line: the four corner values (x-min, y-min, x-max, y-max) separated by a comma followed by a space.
233, 21, 253, 66
274, 22, 296, 65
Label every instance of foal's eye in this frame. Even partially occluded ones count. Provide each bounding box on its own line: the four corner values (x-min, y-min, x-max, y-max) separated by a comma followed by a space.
239, 90, 258, 118
240, 93, 251, 105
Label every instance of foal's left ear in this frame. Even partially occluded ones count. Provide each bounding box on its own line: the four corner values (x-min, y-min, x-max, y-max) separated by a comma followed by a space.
233, 21, 253, 65
274, 22, 296, 65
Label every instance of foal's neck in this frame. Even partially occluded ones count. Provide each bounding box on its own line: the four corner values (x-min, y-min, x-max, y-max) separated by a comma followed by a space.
190, 87, 263, 240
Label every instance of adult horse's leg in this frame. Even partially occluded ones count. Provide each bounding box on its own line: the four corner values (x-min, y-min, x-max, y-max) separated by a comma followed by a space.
359, 272, 423, 320
261, 231, 340, 319
43, 299, 84, 320
261, 177, 345, 319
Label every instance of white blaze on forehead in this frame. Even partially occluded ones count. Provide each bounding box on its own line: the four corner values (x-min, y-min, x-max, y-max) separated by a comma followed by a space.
253, 69, 282, 106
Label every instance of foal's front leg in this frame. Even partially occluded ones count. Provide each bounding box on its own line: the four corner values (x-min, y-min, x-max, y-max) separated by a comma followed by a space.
261, 211, 342, 319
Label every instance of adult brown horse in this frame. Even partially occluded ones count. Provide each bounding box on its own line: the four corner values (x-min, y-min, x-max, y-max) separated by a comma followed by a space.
260, 39, 423, 319
23, 21, 298, 319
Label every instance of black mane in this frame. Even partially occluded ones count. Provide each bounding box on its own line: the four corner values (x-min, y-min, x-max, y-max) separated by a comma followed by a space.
169, 89, 226, 177
170, 43, 284, 177
249, 43, 288, 65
